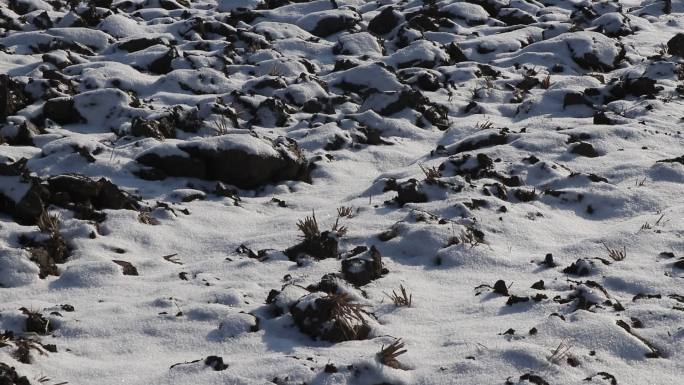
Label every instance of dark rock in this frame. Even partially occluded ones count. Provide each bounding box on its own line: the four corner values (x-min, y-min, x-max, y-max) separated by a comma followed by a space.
131, 116, 176, 140
20, 307, 53, 334
368, 6, 401, 35
384, 178, 428, 206
259, 0, 290, 10
332, 59, 358, 72
446, 42, 468, 64
506, 295, 530, 306
607, 77, 662, 100
376, 89, 450, 130
309, 12, 360, 37
112, 260, 139, 276
148, 48, 178, 75
563, 259, 592, 276
656, 155, 684, 164
519, 373, 549, 385
254, 97, 292, 127
341, 246, 387, 286
449, 133, 509, 154
43, 97, 84, 125
626, 77, 661, 97
571, 40, 625, 72
0, 178, 48, 226
513, 188, 536, 202
667, 33, 684, 58
136, 153, 206, 180
497, 8, 537, 25
584, 372, 617, 385
204, 356, 228, 371
306, 273, 346, 294
1, 121, 41, 146
531, 280, 545, 290
0, 362, 31, 385
0, 75, 31, 123
284, 231, 338, 261
137, 135, 309, 189
47, 174, 139, 211
355, 125, 392, 146
570, 142, 599, 157
593, 111, 618, 125
563, 92, 592, 108
493, 279, 509, 296
415, 72, 441, 91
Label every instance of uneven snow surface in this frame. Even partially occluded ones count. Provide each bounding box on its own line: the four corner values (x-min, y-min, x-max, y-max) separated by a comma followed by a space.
1, 0, 684, 384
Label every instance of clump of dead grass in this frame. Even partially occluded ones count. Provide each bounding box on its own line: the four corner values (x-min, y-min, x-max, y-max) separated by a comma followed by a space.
384, 285, 412, 307
602, 242, 626, 261
328, 293, 368, 340
377, 339, 408, 369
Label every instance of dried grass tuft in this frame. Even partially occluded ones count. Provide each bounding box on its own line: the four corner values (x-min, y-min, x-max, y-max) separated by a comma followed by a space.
297, 211, 321, 241
384, 285, 412, 307
37, 211, 60, 235
602, 242, 626, 261
328, 293, 368, 340
419, 164, 442, 183
377, 339, 408, 370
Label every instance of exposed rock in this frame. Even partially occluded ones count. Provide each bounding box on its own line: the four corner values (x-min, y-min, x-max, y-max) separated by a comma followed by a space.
341, 246, 387, 286
0, 362, 31, 385
667, 33, 684, 58
43, 97, 84, 125
137, 134, 310, 189
368, 6, 400, 35
0, 75, 31, 123
284, 231, 338, 262
47, 174, 139, 211
384, 178, 428, 206
148, 48, 178, 75
569, 142, 599, 157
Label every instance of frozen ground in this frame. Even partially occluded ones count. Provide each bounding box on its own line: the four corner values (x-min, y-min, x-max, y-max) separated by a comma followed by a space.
1, 0, 684, 384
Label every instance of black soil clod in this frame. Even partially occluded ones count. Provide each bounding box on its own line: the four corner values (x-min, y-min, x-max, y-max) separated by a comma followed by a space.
0, 363, 31, 385
204, 356, 228, 371
493, 280, 509, 296
341, 246, 387, 286
20, 308, 53, 335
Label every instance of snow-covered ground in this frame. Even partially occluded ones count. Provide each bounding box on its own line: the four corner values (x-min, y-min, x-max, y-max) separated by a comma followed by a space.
1, 0, 683, 384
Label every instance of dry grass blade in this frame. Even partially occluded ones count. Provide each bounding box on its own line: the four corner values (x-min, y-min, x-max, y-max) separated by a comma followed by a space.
328, 293, 367, 340
297, 211, 320, 240
332, 207, 353, 236
337, 206, 354, 218
138, 211, 160, 225
475, 119, 494, 130
37, 211, 60, 235
547, 340, 571, 364
378, 339, 408, 369
13, 338, 48, 364
162, 253, 183, 265
449, 227, 483, 248
268, 64, 283, 77
602, 242, 626, 261
540, 75, 552, 89
212, 114, 231, 136
384, 284, 412, 307
419, 164, 441, 183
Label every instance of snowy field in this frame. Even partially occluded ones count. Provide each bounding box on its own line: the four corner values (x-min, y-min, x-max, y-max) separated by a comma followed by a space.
1, 0, 684, 384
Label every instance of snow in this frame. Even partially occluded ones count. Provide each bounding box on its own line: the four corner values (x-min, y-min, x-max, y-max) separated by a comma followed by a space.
0, 1, 683, 384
